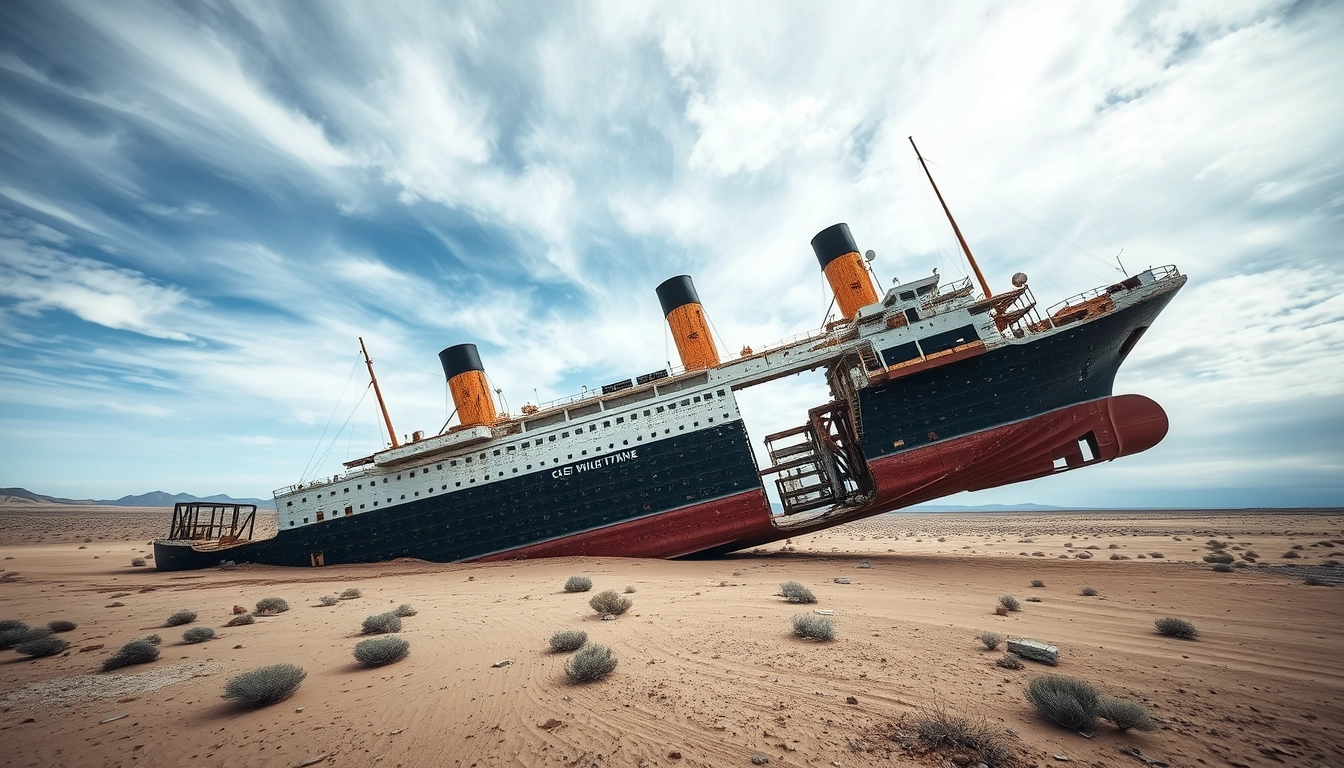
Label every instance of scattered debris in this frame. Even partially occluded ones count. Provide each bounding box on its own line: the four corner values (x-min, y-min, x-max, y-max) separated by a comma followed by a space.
79, 644, 104, 653
667, 751, 682, 760
857, 561, 871, 569
1053, 755, 1070, 761
814, 609, 835, 615
1006, 638, 1059, 665
105, 602, 124, 608
602, 614, 616, 621
491, 659, 512, 668
846, 696, 858, 705
833, 577, 851, 584
1120, 746, 1170, 767
293, 755, 330, 768
751, 751, 771, 765
99, 714, 128, 724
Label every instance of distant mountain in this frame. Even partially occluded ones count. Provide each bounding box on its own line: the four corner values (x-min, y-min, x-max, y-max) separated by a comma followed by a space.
0, 487, 273, 508
904, 503, 1065, 512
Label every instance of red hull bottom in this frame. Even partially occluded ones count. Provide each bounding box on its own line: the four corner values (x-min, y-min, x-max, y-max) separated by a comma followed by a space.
477, 394, 1168, 561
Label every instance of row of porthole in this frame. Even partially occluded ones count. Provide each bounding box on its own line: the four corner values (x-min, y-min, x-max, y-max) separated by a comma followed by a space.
285, 413, 734, 513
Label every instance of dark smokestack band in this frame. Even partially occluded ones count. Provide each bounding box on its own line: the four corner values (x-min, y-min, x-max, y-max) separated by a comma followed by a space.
656, 275, 701, 317
439, 343, 484, 380
810, 223, 859, 270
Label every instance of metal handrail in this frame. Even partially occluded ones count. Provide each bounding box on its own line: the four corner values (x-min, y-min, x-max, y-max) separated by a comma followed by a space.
1045, 265, 1181, 317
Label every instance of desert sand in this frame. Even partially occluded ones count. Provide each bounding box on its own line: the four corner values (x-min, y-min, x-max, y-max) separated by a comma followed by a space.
1, 504, 1341, 768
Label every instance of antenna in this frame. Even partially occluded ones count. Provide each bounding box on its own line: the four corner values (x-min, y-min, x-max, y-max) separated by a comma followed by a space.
909, 136, 993, 298
1114, 248, 1127, 276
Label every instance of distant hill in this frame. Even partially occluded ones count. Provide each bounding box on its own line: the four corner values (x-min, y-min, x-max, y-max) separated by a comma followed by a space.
904, 503, 1065, 512
0, 487, 273, 508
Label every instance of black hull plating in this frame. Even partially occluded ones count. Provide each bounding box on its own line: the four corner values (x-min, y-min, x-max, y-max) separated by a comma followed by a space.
859, 289, 1178, 461
155, 420, 761, 570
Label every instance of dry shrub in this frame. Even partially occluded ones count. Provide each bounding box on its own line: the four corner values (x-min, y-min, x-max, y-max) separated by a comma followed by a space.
624, 585, 636, 594
998, 595, 1021, 611
182, 627, 216, 643
0, 626, 47, 650
319, 595, 338, 606
1026, 596, 1042, 602
339, 588, 362, 600
102, 639, 160, 671
1282, 550, 1301, 559
354, 636, 409, 667
1080, 587, 1099, 596
565, 643, 617, 682
1211, 563, 1234, 572
589, 589, 632, 616
394, 603, 417, 617
549, 630, 587, 652
0, 619, 26, 632
978, 631, 1004, 651
996, 654, 1024, 670
1203, 552, 1235, 564
255, 597, 289, 615
791, 614, 835, 641
563, 576, 592, 593
361, 612, 402, 634
779, 581, 816, 604
1026, 674, 1100, 731
1148, 552, 1165, 558
1097, 696, 1156, 731
222, 664, 305, 707
47, 620, 77, 632
164, 609, 197, 627
1154, 617, 1198, 638
15, 635, 69, 658
1030, 579, 1045, 588
226, 613, 255, 627
907, 703, 1014, 767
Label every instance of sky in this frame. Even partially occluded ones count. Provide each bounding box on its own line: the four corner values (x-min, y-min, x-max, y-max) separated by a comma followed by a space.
0, 0, 1340, 508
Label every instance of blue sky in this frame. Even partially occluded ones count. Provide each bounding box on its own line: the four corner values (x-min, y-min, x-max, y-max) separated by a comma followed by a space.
1, 1, 1340, 507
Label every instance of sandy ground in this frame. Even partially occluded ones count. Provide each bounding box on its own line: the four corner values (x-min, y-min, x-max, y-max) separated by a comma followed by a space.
0, 506, 1341, 768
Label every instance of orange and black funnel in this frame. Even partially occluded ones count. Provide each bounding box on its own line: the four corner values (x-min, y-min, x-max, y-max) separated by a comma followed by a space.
812, 223, 878, 321
438, 343, 497, 428
656, 275, 720, 371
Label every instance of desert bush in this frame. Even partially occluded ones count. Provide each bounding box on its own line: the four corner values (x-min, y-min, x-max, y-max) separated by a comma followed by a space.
1206, 539, 1228, 550
1097, 696, 1157, 732
319, 595, 338, 606
624, 585, 636, 594
183, 627, 216, 643
565, 643, 617, 682
361, 612, 402, 634
15, 635, 69, 658
102, 639, 160, 671
779, 581, 817, 604
353, 636, 410, 667
1074, 551, 1093, 559
1154, 617, 1198, 639
222, 664, 306, 707
1, 626, 51, 650
1080, 587, 1099, 596
996, 654, 1024, 670
339, 588, 362, 600
999, 595, 1021, 611
394, 603, 417, 617
1148, 552, 1164, 558
791, 614, 835, 641
549, 630, 587, 652
0, 619, 25, 632
47, 620, 77, 632
131, 558, 147, 567
1282, 550, 1301, 559
1026, 674, 1100, 731
255, 597, 289, 614
589, 589, 632, 616
978, 631, 1004, 650
908, 703, 1013, 767
143, 634, 162, 645
1203, 552, 1234, 564
1030, 579, 1045, 588
1303, 576, 1331, 586
1026, 596, 1042, 602
563, 576, 592, 593
165, 609, 198, 627
1211, 563, 1234, 573
226, 613, 255, 626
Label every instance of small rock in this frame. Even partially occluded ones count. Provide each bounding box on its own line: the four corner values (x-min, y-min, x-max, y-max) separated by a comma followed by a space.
540, 719, 562, 730
491, 659, 512, 668
1053, 755, 1070, 762
846, 696, 858, 705
857, 562, 871, 569
232, 605, 247, 614
79, 644, 104, 653
834, 577, 851, 584
752, 751, 771, 765
814, 609, 834, 615
106, 602, 124, 608
602, 614, 616, 621
1007, 638, 1059, 666
668, 751, 682, 760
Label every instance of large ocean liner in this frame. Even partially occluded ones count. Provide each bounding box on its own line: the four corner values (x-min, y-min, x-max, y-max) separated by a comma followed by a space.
155, 142, 1186, 570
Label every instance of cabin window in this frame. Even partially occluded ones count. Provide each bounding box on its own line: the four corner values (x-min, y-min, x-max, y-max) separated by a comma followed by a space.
441, 485, 446, 490
343, 487, 349, 493
581, 450, 587, 455
704, 392, 713, 400
506, 446, 515, 452
549, 435, 556, 442
567, 454, 573, 460
480, 453, 486, 459
616, 416, 624, 424
643, 409, 651, 416
693, 396, 700, 403
409, 471, 414, 477
303, 517, 309, 523
588, 425, 597, 432
899, 290, 916, 301
512, 468, 518, 473
522, 441, 530, 448
301, 497, 307, 502
286, 501, 293, 507
465, 457, 472, 464
562, 431, 570, 438
289, 521, 295, 527
493, 449, 501, 456
455, 482, 461, 487
436, 464, 442, 470
905, 308, 919, 323
656, 406, 665, 413
359, 504, 365, 509
709, 417, 714, 423
717, 389, 726, 396
526, 464, 531, 469
630, 413, 638, 420
396, 474, 401, 480
668, 402, 676, 409
345, 506, 352, 516
917, 284, 935, 296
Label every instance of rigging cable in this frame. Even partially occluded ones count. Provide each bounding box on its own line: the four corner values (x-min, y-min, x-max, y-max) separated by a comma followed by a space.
300, 353, 364, 483
310, 385, 372, 476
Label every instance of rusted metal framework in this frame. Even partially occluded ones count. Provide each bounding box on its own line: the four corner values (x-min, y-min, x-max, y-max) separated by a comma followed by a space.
167, 502, 257, 546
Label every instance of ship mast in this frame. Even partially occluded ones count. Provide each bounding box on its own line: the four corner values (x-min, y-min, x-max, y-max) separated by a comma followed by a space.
909, 136, 993, 299
359, 337, 399, 449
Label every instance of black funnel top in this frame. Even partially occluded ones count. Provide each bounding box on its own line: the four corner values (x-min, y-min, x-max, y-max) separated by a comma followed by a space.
655, 275, 701, 317
439, 343, 484, 380
810, 223, 859, 269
